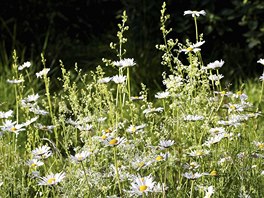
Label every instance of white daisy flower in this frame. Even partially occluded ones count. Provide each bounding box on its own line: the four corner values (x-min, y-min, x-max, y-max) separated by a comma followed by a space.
1, 120, 26, 135
36, 68, 50, 78
0, 110, 13, 119
103, 136, 126, 147
189, 149, 210, 157
77, 124, 93, 131
203, 60, 224, 70
159, 139, 174, 149
26, 159, 44, 168
127, 175, 156, 195
32, 145, 52, 159
38, 172, 65, 186
143, 107, 164, 115
29, 106, 49, 115
98, 76, 112, 83
208, 74, 224, 81
18, 61, 31, 70
257, 58, 264, 65
155, 91, 170, 99
183, 161, 200, 170
7, 79, 24, 84
204, 186, 214, 198
130, 96, 144, 101
112, 75, 127, 84
71, 151, 91, 163
131, 156, 153, 171
184, 10, 206, 17
113, 58, 136, 68
126, 124, 146, 134
22, 93, 40, 103
180, 41, 205, 54
154, 152, 169, 162
259, 73, 264, 81
253, 141, 264, 150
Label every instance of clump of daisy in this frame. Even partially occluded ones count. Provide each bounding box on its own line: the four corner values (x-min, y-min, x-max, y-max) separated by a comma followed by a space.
38, 172, 65, 186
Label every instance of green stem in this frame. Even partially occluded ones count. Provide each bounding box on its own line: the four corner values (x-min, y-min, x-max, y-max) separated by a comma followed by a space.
113, 147, 122, 196
194, 17, 198, 42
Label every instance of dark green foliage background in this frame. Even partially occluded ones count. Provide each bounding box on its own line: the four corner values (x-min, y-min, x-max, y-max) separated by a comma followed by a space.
0, 0, 264, 91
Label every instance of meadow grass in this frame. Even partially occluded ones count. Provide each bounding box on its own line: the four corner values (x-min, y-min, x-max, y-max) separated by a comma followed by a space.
1, 3, 264, 198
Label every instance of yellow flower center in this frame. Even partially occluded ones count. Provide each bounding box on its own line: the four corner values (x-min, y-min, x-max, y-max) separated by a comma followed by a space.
156, 155, 164, 161
220, 91, 226, 95
77, 155, 83, 161
230, 105, 236, 110
190, 162, 197, 168
131, 126, 137, 133
101, 135, 107, 140
196, 150, 203, 156
31, 163, 37, 168
47, 178, 56, 185
139, 185, 148, 192
109, 138, 118, 145
187, 47, 193, 51
105, 128, 112, 133
11, 127, 17, 132
210, 170, 217, 176
258, 143, 264, 149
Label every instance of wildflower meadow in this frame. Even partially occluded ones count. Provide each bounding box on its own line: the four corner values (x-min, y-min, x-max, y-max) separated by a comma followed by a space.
1, 2, 264, 197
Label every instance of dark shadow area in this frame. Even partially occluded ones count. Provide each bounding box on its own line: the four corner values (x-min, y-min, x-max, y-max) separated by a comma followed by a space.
0, 0, 264, 93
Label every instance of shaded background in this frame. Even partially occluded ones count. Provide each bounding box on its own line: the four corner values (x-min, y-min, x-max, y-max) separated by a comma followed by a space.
1, 0, 264, 92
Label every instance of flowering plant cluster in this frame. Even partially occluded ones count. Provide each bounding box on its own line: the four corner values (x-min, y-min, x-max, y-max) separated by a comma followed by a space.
0, 3, 264, 198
